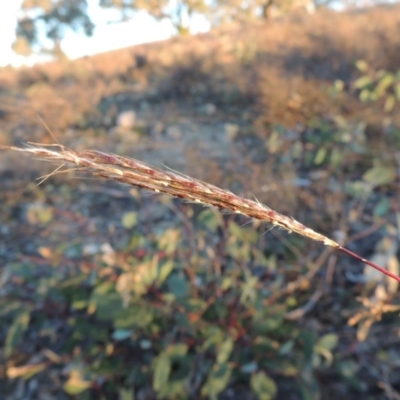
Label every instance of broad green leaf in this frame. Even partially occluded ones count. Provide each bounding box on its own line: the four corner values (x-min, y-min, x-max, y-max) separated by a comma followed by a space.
156, 261, 175, 287
376, 73, 395, 96
158, 380, 186, 399
201, 326, 224, 351
201, 363, 232, 398
216, 337, 234, 364
344, 180, 371, 200
252, 306, 285, 334
167, 343, 188, 358
89, 290, 123, 321
313, 333, 338, 364
369, 90, 379, 101
250, 371, 277, 400
314, 146, 327, 165
315, 333, 338, 351
122, 211, 138, 229
354, 76, 372, 89
278, 340, 294, 355
221, 276, 234, 291
153, 353, 171, 392
374, 197, 390, 217
355, 60, 369, 72
262, 359, 298, 376
113, 304, 154, 329
363, 165, 396, 187
119, 387, 135, 400
5, 310, 31, 358
359, 88, 370, 102
384, 95, 396, 112
63, 371, 91, 395
167, 274, 188, 299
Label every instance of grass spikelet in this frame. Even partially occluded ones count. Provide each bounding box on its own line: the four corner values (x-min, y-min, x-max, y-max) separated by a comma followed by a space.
2, 143, 399, 283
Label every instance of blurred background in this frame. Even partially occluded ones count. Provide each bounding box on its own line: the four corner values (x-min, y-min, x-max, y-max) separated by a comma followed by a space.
1, 1, 400, 399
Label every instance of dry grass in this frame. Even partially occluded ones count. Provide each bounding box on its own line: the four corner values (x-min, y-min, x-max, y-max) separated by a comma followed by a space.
1, 4, 400, 138
2, 142, 400, 284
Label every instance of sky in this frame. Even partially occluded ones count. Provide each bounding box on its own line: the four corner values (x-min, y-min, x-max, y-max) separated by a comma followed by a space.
0, 0, 211, 67
0, 1, 396, 67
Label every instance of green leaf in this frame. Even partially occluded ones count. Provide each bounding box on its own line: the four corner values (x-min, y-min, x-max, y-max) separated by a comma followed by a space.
216, 337, 234, 364
314, 146, 327, 165
354, 76, 373, 89
119, 387, 135, 400
113, 304, 154, 329
376, 73, 395, 96
197, 209, 223, 232
344, 180, 372, 200
355, 60, 369, 72
314, 334, 338, 365
252, 306, 285, 334
157, 380, 186, 399
167, 274, 188, 299
63, 372, 91, 395
278, 340, 294, 355
5, 310, 31, 358
315, 333, 338, 351
122, 211, 138, 229
156, 261, 175, 287
89, 289, 123, 321
250, 371, 277, 400
363, 165, 396, 187
262, 359, 298, 376
395, 82, 400, 100
157, 228, 181, 254
201, 363, 232, 398
153, 353, 171, 392
384, 95, 396, 112
374, 197, 390, 217
167, 343, 188, 358
359, 88, 370, 102
221, 276, 234, 291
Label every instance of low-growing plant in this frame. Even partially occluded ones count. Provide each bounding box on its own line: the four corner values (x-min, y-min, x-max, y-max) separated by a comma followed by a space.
1, 136, 400, 399
353, 60, 400, 112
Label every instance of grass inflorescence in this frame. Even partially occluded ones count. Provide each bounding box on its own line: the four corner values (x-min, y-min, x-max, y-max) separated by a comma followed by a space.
2, 142, 399, 283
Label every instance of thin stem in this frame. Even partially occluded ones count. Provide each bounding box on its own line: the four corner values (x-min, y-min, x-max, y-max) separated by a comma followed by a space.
338, 246, 400, 283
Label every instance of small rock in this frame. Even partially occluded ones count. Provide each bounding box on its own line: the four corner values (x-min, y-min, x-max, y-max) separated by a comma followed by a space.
166, 125, 181, 139
224, 123, 240, 141
117, 110, 136, 129
201, 103, 217, 116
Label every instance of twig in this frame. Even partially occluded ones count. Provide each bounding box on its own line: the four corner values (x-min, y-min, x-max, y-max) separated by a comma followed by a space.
1, 143, 399, 283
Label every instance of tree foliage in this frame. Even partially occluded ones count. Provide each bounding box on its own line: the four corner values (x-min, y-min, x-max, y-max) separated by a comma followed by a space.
14, 0, 323, 56
15, 0, 95, 54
